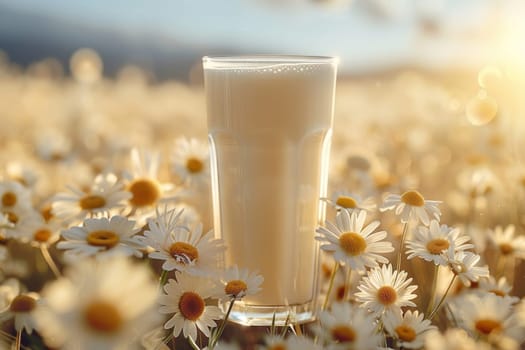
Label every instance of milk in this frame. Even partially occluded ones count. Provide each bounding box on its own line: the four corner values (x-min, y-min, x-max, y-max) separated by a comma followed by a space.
203, 57, 336, 322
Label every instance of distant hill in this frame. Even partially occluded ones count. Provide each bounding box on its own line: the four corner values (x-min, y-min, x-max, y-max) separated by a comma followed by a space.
0, 4, 236, 81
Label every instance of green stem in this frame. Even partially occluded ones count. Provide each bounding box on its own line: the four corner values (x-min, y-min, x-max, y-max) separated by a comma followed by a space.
161, 333, 174, 349
445, 303, 458, 327
496, 254, 507, 280
209, 298, 235, 348
40, 244, 61, 278
322, 262, 340, 310
429, 274, 456, 320
15, 329, 21, 350
396, 223, 409, 272
376, 319, 387, 347
280, 313, 291, 337
159, 269, 168, 289
187, 335, 200, 350
270, 313, 277, 337
426, 265, 439, 316
344, 265, 352, 302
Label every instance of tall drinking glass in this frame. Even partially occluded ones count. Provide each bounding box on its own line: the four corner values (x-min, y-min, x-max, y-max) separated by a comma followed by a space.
203, 56, 337, 326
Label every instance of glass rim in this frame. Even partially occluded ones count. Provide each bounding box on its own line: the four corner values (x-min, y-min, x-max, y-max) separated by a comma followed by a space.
202, 55, 338, 69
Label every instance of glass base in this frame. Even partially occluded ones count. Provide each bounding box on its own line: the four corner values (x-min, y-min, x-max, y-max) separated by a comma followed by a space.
222, 300, 317, 326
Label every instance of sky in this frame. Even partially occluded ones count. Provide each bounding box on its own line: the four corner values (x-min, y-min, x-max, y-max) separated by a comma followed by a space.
0, 0, 523, 74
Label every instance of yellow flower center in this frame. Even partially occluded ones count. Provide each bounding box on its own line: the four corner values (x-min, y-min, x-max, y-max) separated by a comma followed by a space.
475, 319, 502, 335
395, 325, 417, 342
499, 243, 514, 256
179, 292, 205, 321
40, 204, 54, 222
401, 190, 425, 207
1, 192, 17, 207
84, 300, 123, 333
186, 158, 204, 174
10, 294, 37, 313
377, 286, 397, 305
336, 284, 348, 301
86, 230, 120, 248
374, 173, 396, 190
169, 242, 199, 264
34, 228, 52, 243
79, 194, 106, 210
6, 211, 18, 224
268, 345, 286, 350
225, 280, 248, 297
128, 178, 160, 207
426, 238, 450, 254
489, 289, 506, 297
336, 196, 357, 209
331, 325, 356, 342
322, 263, 333, 279
339, 232, 367, 256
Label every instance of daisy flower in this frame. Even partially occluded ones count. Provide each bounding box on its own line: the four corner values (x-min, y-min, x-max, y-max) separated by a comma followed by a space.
159, 202, 202, 228
323, 190, 376, 213
34, 128, 72, 161
380, 190, 441, 225
0, 180, 32, 212
12, 215, 63, 277
478, 276, 520, 303
443, 244, 489, 287
1, 205, 42, 241
52, 173, 131, 223
0, 291, 42, 334
140, 205, 187, 250
316, 301, 381, 350
159, 274, 223, 341
14, 215, 61, 247
37, 257, 160, 350
0, 180, 40, 241
0, 278, 21, 313
57, 215, 146, 261
171, 136, 210, 186
124, 148, 175, 215
487, 225, 525, 259
452, 293, 516, 340
463, 168, 496, 199
383, 310, 436, 349
424, 328, 489, 350
5, 160, 40, 188
406, 220, 473, 266
355, 264, 418, 317
143, 212, 225, 275
316, 210, 394, 271
213, 265, 264, 301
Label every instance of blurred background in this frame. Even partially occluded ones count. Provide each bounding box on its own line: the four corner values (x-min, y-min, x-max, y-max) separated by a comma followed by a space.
1, 0, 524, 82
2, 2, 525, 348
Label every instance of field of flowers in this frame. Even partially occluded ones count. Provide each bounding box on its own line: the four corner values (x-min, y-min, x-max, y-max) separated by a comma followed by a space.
1, 49, 525, 349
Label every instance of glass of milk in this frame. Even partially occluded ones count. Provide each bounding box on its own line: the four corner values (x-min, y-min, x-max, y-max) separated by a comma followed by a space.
203, 56, 337, 326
